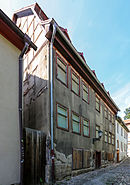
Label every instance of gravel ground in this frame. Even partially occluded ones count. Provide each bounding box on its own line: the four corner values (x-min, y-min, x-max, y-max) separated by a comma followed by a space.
55, 158, 130, 185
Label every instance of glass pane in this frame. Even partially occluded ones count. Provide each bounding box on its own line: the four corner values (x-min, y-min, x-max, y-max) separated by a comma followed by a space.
84, 126, 89, 136
57, 66, 66, 84
57, 58, 66, 71
96, 102, 99, 111
58, 106, 67, 116
83, 90, 88, 101
72, 114, 79, 122
83, 120, 89, 126
73, 121, 80, 133
72, 73, 79, 83
83, 84, 88, 92
72, 80, 79, 94
58, 114, 68, 129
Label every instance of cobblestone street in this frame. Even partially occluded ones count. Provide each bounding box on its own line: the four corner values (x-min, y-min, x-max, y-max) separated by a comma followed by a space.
56, 158, 130, 185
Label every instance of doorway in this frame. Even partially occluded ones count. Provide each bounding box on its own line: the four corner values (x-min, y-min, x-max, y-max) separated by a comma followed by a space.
95, 151, 101, 169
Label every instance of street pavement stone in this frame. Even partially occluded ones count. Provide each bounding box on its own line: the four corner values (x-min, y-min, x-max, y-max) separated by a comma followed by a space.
55, 158, 130, 185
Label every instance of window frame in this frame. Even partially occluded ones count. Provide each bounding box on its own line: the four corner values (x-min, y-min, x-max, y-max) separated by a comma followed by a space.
95, 95, 100, 112
56, 103, 69, 131
108, 132, 112, 144
82, 117, 90, 137
71, 69, 80, 96
72, 111, 81, 135
112, 135, 114, 145
96, 125, 100, 138
56, 53, 68, 87
104, 106, 108, 119
82, 80, 89, 104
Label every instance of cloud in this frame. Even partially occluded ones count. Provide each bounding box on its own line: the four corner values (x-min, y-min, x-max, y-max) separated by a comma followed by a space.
112, 83, 130, 119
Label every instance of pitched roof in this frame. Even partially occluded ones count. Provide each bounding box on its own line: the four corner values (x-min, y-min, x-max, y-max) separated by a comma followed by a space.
13, 4, 119, 113
0, 9, 37, 51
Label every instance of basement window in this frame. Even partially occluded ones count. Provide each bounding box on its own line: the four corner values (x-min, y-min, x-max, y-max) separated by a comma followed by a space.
71, 70, 80, 96
56, 55, 68, 86
82, 81, 89, 103
72, 112, 80, 134
83, 118, 90, 137
57, 103, 69, 131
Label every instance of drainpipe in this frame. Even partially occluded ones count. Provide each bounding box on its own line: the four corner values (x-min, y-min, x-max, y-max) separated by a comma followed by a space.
50, 23, 57, 182
18, 34, 32, 185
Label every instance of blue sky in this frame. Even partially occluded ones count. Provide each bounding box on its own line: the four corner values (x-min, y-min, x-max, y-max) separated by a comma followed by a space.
1, 0, 130, 118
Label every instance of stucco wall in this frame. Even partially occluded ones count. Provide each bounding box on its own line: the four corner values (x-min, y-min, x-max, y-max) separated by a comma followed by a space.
0, 35, 20, 184
115, 120, 128, 161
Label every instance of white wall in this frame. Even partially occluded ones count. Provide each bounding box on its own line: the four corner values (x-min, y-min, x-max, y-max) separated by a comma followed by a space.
115, 120, 128, 161
0, 35, 20, 184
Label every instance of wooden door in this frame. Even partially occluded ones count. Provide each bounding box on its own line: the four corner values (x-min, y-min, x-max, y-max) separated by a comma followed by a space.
23, 128, 46, 185
95, 151, 101, 169
117, 150, 119, 162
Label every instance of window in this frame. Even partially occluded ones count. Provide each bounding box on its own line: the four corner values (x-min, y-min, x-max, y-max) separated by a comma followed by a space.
83, 118, 90, 137
117, 140, 119, 148
57, 103, 68, 130
105, 131, 108, 143
57, 55, 68, 86
72, 112, 80, 134
117, 123, 119, 133
112, 135, 114, 145
121, 127, 123, 136
112, 114, 114, 124
96, 125, 100, 138
108, 111, 111, 121
104, 107, 108, 119
71, 70, 80, 95
121, 142, 123, 151
82, 81, 89, 103
109, 133, 111, 144
96, 96, 100, 112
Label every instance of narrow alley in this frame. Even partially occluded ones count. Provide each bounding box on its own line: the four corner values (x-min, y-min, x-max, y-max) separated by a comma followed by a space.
56, 158, 130, 185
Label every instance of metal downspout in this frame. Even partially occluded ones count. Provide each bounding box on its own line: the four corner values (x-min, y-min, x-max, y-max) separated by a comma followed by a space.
50, 23, 57, 182
19, 35, 31, 185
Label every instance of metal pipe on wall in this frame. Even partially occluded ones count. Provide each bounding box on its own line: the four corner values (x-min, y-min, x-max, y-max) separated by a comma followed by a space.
50, 23, 57, 182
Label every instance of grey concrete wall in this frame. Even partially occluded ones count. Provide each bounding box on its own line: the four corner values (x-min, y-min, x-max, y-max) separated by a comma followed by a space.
53, 49, 115, 180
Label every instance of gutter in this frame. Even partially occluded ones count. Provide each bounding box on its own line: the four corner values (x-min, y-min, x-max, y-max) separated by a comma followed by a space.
50, 22, 57, 183
19, 34, 37, 185
43, 19, 119, 112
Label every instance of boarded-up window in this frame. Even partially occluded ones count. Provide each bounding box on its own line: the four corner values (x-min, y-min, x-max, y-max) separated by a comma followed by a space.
57, 56, 67, 85
71, 71, 80, 95
57, 104, 68, 130
72, 148, 83, 170
72, 112, 80, 134
82, 82, 89, 103
105, 131, 108, 143
96, 96, 100, 112
83, 150, 91, 168
83, 119, 89, 137
108, 153, 114, 161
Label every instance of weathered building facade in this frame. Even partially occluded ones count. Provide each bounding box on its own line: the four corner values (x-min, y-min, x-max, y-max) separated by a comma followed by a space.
115, 117, 129, 162
124, 119, 130, 157
13, 3, 119, 184
0, 10, 36, 185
